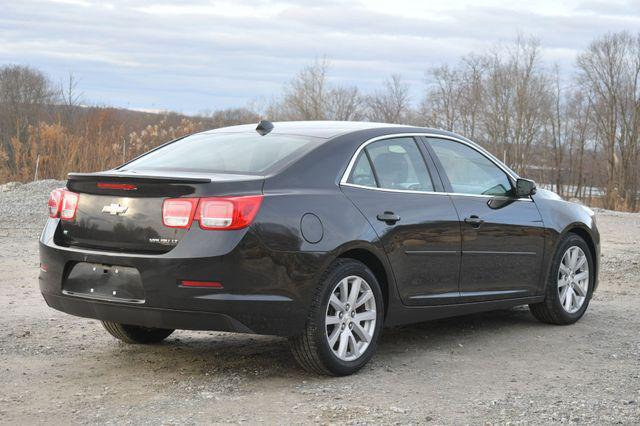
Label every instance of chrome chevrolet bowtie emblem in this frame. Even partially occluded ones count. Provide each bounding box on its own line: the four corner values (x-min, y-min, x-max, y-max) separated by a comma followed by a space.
101, 203, 128, 216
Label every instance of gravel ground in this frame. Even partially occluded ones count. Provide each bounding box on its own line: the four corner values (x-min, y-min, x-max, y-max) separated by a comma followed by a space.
0, 181, 639, 424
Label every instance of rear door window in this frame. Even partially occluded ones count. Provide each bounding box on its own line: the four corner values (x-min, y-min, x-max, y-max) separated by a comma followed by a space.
366, 137, 434, 192
348, 152, 377, 188
124, 132, 323, 174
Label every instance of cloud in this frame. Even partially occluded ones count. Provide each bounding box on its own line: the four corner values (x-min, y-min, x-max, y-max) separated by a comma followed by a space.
0, 0, 638, 113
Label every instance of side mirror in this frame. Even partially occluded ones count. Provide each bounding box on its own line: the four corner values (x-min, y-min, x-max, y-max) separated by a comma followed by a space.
515, 178, 537, 198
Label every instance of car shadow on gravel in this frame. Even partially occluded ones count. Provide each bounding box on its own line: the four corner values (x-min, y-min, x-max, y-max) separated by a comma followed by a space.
99, 307, 542, 378
381, 306, 539, 343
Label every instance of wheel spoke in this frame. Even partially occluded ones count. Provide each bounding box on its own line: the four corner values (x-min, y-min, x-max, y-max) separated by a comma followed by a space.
558, 277, 569, 289
328, 327, 340, 348
337, 330, 349, 358
559, 285, 569, 305
330, 294, 346, 312
574, 271, 588, 282
573, 281, 587, 297
351, 322, 371, 343
569, 247, 578, 269
355, 290, 373, 308
339, 279, 349, 303
325, 314, 341, 325
348, 332, 357, 355
574, 254, 587, 271
354, 310, 376, 322
564, 287, 574, 311
559, 263, 571, 276
348, 277, 361, 306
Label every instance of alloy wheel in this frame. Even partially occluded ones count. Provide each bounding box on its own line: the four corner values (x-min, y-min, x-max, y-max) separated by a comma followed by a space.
325, 275, 377, 361
557, 246, 589, 314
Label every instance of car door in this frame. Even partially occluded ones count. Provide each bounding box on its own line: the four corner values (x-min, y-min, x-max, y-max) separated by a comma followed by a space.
423, 136, 545, 301
340, 136, 462, 306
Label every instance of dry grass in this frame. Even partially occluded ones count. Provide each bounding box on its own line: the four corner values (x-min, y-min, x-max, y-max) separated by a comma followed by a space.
0, 110, 205, 182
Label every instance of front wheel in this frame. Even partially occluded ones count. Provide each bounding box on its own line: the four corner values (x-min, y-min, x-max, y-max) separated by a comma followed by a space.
529, 234, 594, 325
289, 259, 384, 376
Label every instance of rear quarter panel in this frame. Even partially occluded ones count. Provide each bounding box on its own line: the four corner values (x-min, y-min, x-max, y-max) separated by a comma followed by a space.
254, 130, 406, 313
257, 129, 405, 256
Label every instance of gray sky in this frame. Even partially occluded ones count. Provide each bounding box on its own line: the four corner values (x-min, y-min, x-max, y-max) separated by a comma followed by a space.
1, 0, 639, 114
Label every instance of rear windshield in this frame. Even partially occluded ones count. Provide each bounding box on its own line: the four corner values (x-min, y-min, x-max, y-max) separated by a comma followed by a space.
122, 132, 323, 174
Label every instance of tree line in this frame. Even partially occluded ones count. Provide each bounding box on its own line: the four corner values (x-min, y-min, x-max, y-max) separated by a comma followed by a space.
0, 31, 638, 211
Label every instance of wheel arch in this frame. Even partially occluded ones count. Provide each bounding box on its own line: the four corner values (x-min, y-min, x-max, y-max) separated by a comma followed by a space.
561, 223, 599, 291
335, 245, 393, 317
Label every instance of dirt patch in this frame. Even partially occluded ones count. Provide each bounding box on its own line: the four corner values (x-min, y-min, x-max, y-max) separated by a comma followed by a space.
0, 182, 639, 424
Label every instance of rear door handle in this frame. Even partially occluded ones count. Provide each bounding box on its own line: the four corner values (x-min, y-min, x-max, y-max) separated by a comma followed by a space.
464, 215, 484, 228
377, 211, 401, 225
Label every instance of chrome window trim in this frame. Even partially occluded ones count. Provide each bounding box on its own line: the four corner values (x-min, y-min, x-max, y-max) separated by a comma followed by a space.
341, 182, 532, 201
339, 132, 532, 201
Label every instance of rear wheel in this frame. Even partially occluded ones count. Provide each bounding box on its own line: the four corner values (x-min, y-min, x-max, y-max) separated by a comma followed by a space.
289, 259, 384, 376
529, 234, 594, 325
101, 321, 174, 344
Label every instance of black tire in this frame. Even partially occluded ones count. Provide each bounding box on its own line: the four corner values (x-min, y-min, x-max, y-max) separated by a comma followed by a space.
289, 259, 384, 376
101, 321, 174, 344
529, 234, 594, 325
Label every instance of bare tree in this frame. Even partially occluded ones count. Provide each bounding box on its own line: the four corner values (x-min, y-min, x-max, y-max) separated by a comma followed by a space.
423, 55, 486, 138
423, 64, 460, 130
271, 59, 364, 121
60, 73, 82, 109
577, 31, 640, 209
326, 86, 365, 121
548, 66, 568, 196
563, 90, 593, 199
482, 37, 551, 173
58, 73, 83, 128
422, 38, 552, 174
281, 58, 330, 120
366, 74, 411, 123
0, 65, 57, 172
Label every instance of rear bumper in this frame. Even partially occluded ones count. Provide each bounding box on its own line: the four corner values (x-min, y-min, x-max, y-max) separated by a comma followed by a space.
39, 219, 326, 336
42, 292, 255, 333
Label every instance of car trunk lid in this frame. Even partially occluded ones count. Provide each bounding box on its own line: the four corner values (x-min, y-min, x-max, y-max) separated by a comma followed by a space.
59, 170, 264, 253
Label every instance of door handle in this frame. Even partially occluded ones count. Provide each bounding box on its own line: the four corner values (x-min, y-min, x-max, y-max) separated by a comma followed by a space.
377, 211, 401, 225
464, 215, 484, 228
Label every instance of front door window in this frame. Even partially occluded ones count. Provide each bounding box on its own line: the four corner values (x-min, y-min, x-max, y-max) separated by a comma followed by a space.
428, 138, 512, 197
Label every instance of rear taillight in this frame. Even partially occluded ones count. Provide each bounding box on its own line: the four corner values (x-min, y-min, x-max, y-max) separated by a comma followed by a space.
48, 189, 64, 218
162, 198, 198, 228
197, 196, 263, 230
60, 191, 79, 220
161, 195, 263, 230
48, 188, 79, 221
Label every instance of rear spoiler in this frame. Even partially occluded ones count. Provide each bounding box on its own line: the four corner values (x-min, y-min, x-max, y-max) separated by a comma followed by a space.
67, 172, 212, 184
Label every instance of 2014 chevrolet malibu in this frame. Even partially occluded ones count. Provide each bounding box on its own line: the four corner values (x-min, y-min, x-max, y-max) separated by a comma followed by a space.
39, 121, 599, 375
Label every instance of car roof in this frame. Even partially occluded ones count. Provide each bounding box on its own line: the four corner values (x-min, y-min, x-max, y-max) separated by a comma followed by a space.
202, 121, 441, 139
197, 120, 520, 176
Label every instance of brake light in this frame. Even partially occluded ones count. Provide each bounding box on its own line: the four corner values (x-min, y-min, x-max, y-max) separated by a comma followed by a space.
48, 188, 79, 220
161, 196, 263, 230
47, 188, 64, 218
162, 198, 198, 228
197, 196, 263, 230
97, 182, 137, 191
180, 280, 223, 288
60, 190, 79, 220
